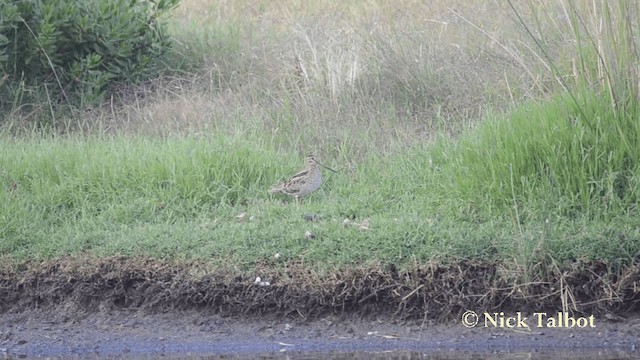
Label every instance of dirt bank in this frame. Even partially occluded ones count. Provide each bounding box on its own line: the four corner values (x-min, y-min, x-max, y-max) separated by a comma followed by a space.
1, 256, 638, 319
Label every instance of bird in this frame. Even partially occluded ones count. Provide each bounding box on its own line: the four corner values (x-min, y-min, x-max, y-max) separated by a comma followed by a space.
269, 155, 336, 203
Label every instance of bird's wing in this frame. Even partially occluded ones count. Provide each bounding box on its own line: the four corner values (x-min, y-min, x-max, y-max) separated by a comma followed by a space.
269, 168, 309, 195
289, 169, 309, 181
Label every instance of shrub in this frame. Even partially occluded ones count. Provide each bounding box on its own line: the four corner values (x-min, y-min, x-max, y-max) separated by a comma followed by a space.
0, 0, 179, 111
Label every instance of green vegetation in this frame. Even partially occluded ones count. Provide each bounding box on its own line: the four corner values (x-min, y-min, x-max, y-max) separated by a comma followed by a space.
1, 1, 639, 275
0, 0, 179, 110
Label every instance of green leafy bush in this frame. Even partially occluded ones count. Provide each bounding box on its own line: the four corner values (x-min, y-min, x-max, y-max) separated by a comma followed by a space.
0, 0, 179, 110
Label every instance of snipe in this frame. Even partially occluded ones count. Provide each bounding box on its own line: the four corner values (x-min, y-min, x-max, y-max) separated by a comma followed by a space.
269, 155, 336, 203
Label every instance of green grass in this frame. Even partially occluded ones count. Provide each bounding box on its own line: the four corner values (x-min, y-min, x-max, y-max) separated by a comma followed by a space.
1, 1, 640, 276
438, 91, 640, 216
2, 111, 639, 273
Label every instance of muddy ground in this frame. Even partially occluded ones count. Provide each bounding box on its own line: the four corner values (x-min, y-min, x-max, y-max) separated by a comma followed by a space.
1, 309, 639, 358
0, 257, 639, 358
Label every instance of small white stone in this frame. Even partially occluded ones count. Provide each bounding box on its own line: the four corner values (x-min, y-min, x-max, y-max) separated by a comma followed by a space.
358, 219, 370, 231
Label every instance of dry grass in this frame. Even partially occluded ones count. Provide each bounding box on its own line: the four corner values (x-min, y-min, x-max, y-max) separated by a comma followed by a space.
68, 0, 553, 156
4, 1, 632, 154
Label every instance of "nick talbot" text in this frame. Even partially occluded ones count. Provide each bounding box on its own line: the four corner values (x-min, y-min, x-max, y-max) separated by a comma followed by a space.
484, 312, 596, 329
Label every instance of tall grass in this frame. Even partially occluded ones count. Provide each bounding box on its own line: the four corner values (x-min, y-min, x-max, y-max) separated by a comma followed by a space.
443, 1, 640, 214
437, 91, 640, 216
420, 0, 640, 274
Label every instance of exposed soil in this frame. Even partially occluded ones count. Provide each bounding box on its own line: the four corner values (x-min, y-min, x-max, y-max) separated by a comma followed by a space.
0, 256, 639, 358
2, 256, 639, 318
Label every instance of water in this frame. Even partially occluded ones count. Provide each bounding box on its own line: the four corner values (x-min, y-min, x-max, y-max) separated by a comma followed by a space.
4, 350, 638, 360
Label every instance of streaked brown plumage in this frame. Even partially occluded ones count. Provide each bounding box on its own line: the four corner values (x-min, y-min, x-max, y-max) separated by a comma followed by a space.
269, 155, 336, 203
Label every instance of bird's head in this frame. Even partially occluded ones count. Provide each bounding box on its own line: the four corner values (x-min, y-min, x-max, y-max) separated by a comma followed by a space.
306, 154, 336, 173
